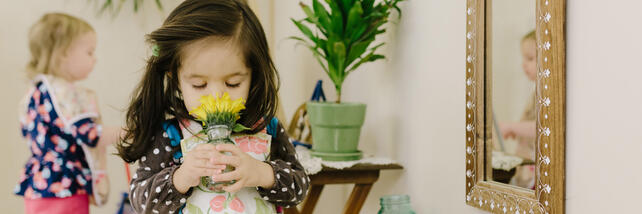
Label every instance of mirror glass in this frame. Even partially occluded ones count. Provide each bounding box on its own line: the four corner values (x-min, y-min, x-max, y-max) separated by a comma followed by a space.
487, 0, 537, 189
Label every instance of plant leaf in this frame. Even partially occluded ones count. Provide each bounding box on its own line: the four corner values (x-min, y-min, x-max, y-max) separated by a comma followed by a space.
347, 42, 386, 73
348, 53, 385, 74
362, 0, 376, 14
353, 19, 385, 42
133, 0, 139, 12
333, 42, 347, 80
288, 36, 331, 75
233, 124, 250, 133
288, 36, 327, 59
291, 18, 318, 43
325, 35, 340, 81
346, 37, 374, 66
345, 1, 363, 40
300, 2, 317, 21
340, 0, 356, 15
350, 23, 368, 43
300, 2, 326, 36
317, 38, 329, 58
99, 0, 113, 14
326, 0, 344, 36
155, 0, 163, 10
313, 0, 332, 35
387, 0, 404, 17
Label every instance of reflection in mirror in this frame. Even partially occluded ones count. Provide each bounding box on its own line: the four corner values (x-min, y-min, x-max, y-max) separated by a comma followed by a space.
487, 0, 536, 189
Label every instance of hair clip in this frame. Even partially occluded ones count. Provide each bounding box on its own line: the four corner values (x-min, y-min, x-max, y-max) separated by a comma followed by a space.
152, 44, 160, 57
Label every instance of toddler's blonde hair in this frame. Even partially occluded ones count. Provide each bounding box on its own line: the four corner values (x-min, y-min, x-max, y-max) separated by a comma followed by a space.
27, 13, 94, 78
522, 30, 536, 43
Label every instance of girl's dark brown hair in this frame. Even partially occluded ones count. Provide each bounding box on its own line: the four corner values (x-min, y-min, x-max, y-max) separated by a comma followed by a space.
117, 0, 279, 163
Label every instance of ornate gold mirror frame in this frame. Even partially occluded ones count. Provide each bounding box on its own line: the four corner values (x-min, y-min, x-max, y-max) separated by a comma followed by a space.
465, 0, 566, 213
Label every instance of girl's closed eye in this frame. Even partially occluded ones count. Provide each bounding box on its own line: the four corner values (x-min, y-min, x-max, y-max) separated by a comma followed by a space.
225, 82, 240, 88
191, 82, 240, 89
193, 82, 207, 89
225, 74, 248, 88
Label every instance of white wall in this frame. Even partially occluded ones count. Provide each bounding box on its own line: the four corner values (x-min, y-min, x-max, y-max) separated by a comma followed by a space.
565, 0, 642, 212
1, 0, 641, 213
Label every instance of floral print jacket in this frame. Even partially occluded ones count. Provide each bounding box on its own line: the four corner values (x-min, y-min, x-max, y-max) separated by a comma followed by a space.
15, 75, 102, 199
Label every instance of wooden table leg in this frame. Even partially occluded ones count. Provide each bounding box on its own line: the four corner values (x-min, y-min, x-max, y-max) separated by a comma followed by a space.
284, 207, 300, 214
299, 184, 324, 214
342, 183, 374, 214
286, 169, 385, 214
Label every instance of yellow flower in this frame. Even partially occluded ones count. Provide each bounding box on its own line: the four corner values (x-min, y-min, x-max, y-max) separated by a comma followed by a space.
198, 94, 215, 113
230, 96, 245, 113
211, 92, 245, 114
216, 100, 229, 113
188, 105, 207, 122
189, 92, 246, 125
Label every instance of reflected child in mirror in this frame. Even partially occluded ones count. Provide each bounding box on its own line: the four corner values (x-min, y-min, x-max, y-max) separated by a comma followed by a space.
499, 30, 537, 189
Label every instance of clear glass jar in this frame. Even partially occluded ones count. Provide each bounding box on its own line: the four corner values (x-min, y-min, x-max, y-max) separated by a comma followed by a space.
378, 195, 416, 214
200, 124, 236, 193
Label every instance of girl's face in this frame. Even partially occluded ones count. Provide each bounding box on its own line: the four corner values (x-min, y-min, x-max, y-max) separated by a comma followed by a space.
58, 32, 97, 82
521, 39, 537, 81
178, 37, 251, 113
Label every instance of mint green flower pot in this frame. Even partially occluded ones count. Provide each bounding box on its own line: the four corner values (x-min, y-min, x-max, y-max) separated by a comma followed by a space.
306, 102, 366, 161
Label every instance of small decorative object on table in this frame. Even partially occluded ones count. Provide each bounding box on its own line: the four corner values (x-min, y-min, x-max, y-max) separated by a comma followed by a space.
291, 0, 404, 161
183, 92, 249, 193
378, 195, 416, 214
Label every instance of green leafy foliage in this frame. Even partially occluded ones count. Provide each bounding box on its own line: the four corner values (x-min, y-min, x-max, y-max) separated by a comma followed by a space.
94, 0, 163, 16
291, 0, 403, 102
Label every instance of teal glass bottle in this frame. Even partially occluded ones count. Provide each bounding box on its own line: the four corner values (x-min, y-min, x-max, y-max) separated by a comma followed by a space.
378, 195, 416, 214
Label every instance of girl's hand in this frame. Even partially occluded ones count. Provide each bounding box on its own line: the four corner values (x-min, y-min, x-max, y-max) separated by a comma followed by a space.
499, 122, 518, 140
173, 144, 226, 193
210, 144, 275, 193
499, 121, 537, 140
97, 126, 124, 148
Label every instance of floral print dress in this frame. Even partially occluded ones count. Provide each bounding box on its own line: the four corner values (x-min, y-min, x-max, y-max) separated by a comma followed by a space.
180, 120, 275, 214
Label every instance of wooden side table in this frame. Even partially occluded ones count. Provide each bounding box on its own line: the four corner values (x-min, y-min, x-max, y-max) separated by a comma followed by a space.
285, 163, 403, 214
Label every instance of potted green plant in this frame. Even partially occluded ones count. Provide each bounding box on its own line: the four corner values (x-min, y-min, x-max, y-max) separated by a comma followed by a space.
291, 0, 402, 161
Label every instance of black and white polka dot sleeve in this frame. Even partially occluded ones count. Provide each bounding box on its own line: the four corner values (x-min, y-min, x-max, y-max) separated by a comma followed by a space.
257, 122, 310, 207
129, 124, 190, 214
